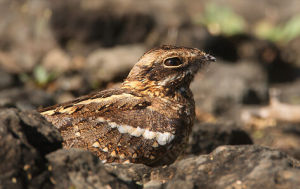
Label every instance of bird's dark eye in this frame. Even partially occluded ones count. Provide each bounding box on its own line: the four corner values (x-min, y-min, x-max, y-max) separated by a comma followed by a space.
164, 57, 182, 67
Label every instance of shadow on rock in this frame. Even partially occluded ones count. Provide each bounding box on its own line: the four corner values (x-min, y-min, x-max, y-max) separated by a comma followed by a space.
0, 108, 62, 188
1, 108, 299, 189
187, 121, 253, 155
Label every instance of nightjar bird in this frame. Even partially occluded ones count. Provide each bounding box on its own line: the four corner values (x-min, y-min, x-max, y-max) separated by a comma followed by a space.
39, 45, 216, 166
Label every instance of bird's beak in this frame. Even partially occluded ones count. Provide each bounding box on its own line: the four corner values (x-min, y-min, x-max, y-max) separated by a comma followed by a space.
204, 54, 216, 62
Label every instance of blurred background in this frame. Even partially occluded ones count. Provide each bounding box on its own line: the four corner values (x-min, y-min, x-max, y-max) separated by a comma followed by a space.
0, 0, 300, 159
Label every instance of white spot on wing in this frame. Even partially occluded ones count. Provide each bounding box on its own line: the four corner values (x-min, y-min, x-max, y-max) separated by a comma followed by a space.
96, 117, 175, 145
130, 127, 145, 137
157, 132, 175, 145
109, 122, 118, 128
118, 125, 131, 133
143, 130, 157, 139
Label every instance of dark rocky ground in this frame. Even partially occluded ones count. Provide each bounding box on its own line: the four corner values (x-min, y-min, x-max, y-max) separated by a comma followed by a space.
1, 0, 300, 188
1, 109, 299, 188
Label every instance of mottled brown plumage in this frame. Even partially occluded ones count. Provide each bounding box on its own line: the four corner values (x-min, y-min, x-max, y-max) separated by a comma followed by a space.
39, 45, 215, 166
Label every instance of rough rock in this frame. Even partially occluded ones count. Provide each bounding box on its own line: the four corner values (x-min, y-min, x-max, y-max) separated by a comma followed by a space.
282, 37, 300, 68
271, 79, 300, 104
0, 108, 62, 188
54, 75, 86, 93
187, 121, 253, 155
41, 48, 72, 74
0, 70, 15, 90
249, 122, 300, 160
0, 87, 55, 110
46, 149, 137, 189
184, 0, 300, 27
242, 80, 300, 160
86, 45, 146, 84
50, 0, 188, 50
0, 52, 22, 74
191, 60, 268, 119
165, 145, 300, 189
104, 163, 153, 185
106, 145, 300, 189
1, 108, 299, 189
0, 0, 56, 73
0, 108, 137, 189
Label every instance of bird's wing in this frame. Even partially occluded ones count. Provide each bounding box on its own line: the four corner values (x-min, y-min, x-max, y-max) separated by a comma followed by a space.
39, 88, 150, 130
39, 88, 181, 164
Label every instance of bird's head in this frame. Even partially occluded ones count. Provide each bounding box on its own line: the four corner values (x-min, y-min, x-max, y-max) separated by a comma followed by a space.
123, 45, 215, 96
